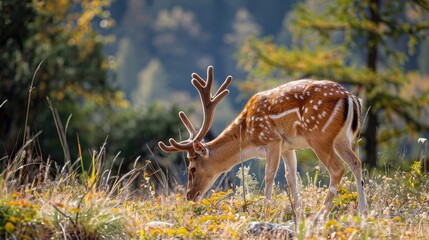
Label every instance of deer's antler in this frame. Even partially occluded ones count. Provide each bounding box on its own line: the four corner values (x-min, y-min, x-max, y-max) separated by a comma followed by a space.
158, 66, 232, 157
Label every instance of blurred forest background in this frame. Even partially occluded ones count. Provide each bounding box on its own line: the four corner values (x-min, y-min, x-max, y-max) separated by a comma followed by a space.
1, 0, 429, 190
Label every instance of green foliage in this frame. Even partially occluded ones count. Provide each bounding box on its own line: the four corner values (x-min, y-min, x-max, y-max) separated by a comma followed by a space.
104, 103, 190, 171
0, 0, 188, 176
0, 0, 117, 164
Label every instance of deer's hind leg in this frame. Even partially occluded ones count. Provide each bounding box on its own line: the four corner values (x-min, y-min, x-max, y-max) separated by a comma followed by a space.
334, 138, 367, 215
308, 139, 345, 222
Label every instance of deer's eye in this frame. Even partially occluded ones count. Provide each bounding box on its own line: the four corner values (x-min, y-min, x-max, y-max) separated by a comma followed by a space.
189, 167, 196, 174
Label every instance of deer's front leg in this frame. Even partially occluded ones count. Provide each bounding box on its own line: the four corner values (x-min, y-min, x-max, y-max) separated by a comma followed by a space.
282, 150, 300, 213
264, 141, 282, 200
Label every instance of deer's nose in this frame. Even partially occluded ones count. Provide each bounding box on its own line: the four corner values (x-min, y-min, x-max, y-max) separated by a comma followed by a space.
186, 191, 200, 201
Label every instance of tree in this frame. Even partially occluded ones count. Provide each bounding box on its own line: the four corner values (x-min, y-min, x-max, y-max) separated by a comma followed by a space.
238, 0, 429, 168
0, 0, 120, 163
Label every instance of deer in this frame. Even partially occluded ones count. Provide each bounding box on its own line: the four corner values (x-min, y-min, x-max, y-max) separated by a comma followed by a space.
158, 66, 367, 221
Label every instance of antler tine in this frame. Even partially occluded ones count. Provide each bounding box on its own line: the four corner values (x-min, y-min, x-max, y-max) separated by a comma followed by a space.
158, 141, 181, 152
157, 137, 194, 152
158, 111, 197, 153
214, 75, 232, 97
212, 75, 232, 106
168, 138, 193, 150
191, 65, 214, 91
159, 66, 232, 153
179, 111, 197, 139
190, 66, 232, 141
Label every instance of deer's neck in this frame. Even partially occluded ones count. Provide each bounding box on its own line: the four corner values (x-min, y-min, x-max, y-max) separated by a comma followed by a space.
207, 117, 260, 173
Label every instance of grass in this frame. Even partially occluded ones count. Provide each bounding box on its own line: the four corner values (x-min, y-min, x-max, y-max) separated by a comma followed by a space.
0, 135, 428, 239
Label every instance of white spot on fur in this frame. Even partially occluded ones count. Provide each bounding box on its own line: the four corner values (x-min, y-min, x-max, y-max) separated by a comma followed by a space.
294, 121, 301, 127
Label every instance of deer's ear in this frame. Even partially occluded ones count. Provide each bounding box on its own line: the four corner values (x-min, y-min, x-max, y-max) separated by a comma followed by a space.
193, 140, 209, 157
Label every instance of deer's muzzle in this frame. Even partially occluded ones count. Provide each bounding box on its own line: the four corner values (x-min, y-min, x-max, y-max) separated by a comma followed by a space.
186, 190, 200, 201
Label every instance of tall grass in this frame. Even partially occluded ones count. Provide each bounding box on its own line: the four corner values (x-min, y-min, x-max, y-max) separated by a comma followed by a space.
0, 132, 141, 239
1, 136, 428, 239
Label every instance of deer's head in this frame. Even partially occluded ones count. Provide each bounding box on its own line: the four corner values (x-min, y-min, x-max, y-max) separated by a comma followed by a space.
158, 66, 232, 201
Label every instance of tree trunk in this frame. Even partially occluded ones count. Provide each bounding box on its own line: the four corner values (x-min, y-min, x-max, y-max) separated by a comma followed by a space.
364, 107, 378, 168
364, 0, 380, 168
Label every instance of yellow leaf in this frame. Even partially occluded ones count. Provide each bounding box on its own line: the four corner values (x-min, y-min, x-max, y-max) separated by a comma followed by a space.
221, 205, 231, 212
165, 228, 176, 237
220, 214, 231, 221
5, 222, 16, 233
111, 207, 120, 214
325, 219, 338, 229
176, 227, 188, 236
20, 199, 29, 207
208, 224, 218, 232
344, 227, 357, 233
392, 216, 401, 221
9, 216, 18, 223
149, 227, 163, 236
70, 207, 80, 213
54, 202, 65, 208
201, 199, 211, 206
227, 229, 238, 238
7, 200, 19, 206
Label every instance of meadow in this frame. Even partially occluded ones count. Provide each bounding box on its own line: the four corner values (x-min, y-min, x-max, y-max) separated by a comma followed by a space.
1, 134, 428, 239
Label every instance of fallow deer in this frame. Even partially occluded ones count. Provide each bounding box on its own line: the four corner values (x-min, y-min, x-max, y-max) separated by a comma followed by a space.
158, 66, 367, 221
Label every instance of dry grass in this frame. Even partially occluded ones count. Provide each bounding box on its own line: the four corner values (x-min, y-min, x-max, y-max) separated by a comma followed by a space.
1, 137, 428, 240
